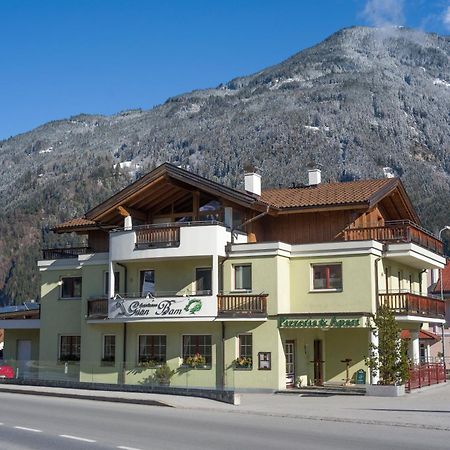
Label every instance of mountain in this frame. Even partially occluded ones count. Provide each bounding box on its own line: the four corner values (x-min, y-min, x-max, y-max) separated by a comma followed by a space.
0, 26, 449, 305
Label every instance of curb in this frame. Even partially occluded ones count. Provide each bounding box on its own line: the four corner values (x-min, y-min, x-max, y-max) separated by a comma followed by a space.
0, 386, 172, 407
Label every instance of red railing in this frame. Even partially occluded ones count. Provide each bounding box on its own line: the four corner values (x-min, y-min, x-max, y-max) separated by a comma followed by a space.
407, 363, 446, 391
378, 292, 446, 319
42, 246, 91, 260
217, 294, 268, 318
343, 220, 443, 254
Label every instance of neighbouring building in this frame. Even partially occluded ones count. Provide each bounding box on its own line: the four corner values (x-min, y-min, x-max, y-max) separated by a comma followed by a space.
2, 163, 447, 389
429, 261, 450, 365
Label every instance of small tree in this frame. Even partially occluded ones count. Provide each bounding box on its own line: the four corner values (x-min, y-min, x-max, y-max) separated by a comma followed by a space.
366, 305, 410, 385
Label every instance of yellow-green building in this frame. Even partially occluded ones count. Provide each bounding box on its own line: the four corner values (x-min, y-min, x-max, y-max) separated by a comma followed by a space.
3, 164, 446, 390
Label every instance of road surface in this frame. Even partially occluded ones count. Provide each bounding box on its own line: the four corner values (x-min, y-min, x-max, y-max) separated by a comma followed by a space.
0, 392, 448, 449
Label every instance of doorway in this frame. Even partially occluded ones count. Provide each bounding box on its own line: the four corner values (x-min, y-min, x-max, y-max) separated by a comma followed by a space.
16, 340, 31, 379
313, 339, 324, 386
285, 340, 295, 388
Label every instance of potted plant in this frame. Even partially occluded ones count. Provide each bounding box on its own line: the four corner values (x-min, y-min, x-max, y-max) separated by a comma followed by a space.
232, 356, 252, 369
365, 305, 409, 396
184, 353, 207, 368
154, 364, 175, 386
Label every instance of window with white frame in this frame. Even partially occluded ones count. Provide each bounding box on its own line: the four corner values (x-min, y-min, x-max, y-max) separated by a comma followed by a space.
102, 335, 116, 363
238, 334, 252, 360
59, 336, 80, 362
61, 277, 82, 299
104, 272, 120, 296
138, 335, 166, 364
182, 335, 212, 366
234, 265, 252, 291
312, 264, 342, 290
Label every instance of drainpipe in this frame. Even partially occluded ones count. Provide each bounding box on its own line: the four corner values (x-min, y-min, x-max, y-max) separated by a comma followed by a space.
221, 321, 226, 389
116, 262, 128, 385
232, 205, 270, 243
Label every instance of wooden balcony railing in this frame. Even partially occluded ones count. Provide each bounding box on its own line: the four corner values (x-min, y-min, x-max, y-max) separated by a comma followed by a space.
343, 220, 443, 254
378, 292, 446, 319
87, 298, 108, 319
217, 294, 268, 318
42, 246, 91, 260
135, 225, 180, 249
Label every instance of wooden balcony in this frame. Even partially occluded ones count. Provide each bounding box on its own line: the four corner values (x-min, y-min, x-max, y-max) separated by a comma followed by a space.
87, 298, 108, 319
378, 292, 446, 320
343, 220, 443, 254
42, 246, 91, 260
217, 294, 268, 318
135, 225, 180, 249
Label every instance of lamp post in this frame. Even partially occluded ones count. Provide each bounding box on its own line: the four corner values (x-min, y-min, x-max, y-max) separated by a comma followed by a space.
438, 226, 449, 365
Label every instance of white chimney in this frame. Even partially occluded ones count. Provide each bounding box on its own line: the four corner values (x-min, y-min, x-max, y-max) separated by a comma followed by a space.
308, 169, 321, 186
244, 171, 261, 196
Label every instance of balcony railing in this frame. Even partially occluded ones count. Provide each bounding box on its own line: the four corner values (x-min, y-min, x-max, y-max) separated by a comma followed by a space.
131, 221, 223, 249
378, 292, 446, 319
42, 246, 91, 260
343, 220, 443, 254
217, 294, 268, 318
87, 298, 108, 319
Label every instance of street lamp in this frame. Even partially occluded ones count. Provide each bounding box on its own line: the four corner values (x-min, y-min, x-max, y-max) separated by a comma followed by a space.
438, 226, 449, 365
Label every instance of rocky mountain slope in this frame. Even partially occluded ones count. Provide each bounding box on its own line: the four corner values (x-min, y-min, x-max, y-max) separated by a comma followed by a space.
0, 26, 449, 304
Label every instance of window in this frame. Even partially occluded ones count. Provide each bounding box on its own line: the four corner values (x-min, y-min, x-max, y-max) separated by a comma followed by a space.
138, 335, 166, 364
182, 335, 212, 366
140, 270, 155, 296
103, 335, 116, 363
61, 277, 82, 299
196, 268, 212, 295
59, 336, 80, 361
238, 334, 252, 360
312, 264, 342, 290
104, 272, 120, 296
234, 265, 251, 291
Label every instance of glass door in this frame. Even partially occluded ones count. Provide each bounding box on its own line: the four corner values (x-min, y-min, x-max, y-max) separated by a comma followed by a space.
285, 340, 295, 388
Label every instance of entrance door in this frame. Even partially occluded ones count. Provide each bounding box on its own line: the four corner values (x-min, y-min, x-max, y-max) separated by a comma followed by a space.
313, 339, 324, 386
140, 270, 155, 297
17, 340, 31, 379
285, 340, 295, 388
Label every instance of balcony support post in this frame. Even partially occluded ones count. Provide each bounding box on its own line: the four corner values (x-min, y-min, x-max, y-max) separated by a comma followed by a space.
409, 330, 420, 364
369, 328, 380, 385
212, 254, 219, 298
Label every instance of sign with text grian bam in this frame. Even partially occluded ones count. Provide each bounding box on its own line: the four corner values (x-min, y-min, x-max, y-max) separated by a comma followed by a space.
108, 295, 216, 319
278, 316, 367, 329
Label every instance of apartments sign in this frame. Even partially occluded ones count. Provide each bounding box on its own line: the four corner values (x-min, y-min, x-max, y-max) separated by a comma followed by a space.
278, 316, 365, 329
108, 295, 216, 319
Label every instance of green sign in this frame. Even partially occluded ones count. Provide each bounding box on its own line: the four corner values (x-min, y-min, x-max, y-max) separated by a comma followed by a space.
278, 316, 361, 329
355, 369, 366, 384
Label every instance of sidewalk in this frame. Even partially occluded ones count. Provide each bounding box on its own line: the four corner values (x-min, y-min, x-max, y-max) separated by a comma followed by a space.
1, 382, 450, 432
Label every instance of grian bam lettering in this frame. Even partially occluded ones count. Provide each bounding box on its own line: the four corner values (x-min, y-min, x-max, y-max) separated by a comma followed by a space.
127, 300, 182, 317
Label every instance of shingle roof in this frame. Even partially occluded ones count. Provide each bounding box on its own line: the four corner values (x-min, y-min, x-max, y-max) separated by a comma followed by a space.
52, 218, 96, 232
261, 178, 396, 209
432, 261, 450, 294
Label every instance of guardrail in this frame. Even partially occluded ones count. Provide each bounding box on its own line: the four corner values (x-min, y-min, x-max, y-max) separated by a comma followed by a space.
217, 294, 268, 318
406, 363, 446, 391
343, 220, 443, 254
42, 247, 91, 260
378, 292, 446, 319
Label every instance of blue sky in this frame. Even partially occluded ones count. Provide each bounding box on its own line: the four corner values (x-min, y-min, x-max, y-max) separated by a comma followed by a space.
0, 0, 449, 139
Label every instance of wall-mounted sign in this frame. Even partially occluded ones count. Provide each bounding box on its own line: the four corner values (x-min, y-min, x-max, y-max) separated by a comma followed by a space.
108, 295, 216, 320
258, 352, 271, 370
278, 316, 365, 329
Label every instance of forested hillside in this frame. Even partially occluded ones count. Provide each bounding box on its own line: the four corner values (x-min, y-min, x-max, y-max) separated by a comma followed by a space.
0, 26, 449, 304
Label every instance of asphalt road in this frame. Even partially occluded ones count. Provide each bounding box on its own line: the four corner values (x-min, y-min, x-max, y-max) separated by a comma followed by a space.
0, 393, 448, 450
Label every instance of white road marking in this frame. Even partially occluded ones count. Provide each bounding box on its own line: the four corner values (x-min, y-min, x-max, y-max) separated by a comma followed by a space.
117, 447, 143, 450
59, 434, 96, 443
14, 426, 42, 433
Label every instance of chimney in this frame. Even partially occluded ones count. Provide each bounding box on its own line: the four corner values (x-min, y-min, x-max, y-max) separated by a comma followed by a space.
244, 170, 261, 196
308, 169, 321, 186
